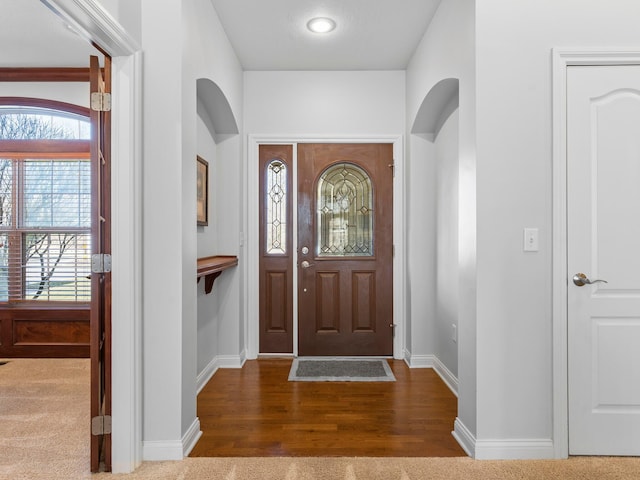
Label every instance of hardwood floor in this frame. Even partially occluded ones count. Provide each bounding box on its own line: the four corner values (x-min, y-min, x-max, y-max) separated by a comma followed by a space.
190, 358, 466, 457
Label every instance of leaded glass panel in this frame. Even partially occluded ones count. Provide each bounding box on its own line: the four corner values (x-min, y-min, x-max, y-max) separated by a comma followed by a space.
317, 163, 373, 257
266, 159, 287, 255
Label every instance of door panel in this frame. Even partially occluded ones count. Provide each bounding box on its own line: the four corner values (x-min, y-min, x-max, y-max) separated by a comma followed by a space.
297, 143, 393, 356
89, 54, 112, 471
259, 145, 293, 353
567, 65, 640, 455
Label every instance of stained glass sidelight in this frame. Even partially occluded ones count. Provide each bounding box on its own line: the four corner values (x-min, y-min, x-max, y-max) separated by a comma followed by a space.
317, 163, 373, 257
266, 159, 287, 254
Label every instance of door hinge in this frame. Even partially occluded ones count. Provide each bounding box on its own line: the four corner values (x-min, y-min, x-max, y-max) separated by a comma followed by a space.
91, 415, 112, 435
91, 253, 112, 273
91, 92, 112, 112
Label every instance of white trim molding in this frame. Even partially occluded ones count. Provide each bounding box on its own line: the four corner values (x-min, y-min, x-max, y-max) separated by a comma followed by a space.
475, 438, 555, 460
197, 353, 247, 393
40, 0, 141, 55
196, 357, 220, 394
453, 418, 475, 458
454, 400, 552, 460
142, 440, 184, 462
110, 51, 144, 474
38, 0, 143, 473
552, 48, 640, 460
217, 354, 246, 369
182, 419, 203, 457
142, 419, 202, 461
403, 352, 458, 397
246, 135, 406, 360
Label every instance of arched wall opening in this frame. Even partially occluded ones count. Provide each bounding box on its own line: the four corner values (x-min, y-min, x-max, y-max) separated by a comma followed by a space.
194, 77, 242, 391
408, 77, 460, 393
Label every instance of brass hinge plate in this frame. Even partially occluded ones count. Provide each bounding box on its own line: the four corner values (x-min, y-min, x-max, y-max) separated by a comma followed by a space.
91, 92, 112, 112
91, 253, 112, 273
91, 415, 112, 435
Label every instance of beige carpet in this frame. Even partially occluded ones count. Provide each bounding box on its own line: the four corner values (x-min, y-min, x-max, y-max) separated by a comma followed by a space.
0, 358, 90, 480
95, 457, 640, 480
2, 358, 640, 480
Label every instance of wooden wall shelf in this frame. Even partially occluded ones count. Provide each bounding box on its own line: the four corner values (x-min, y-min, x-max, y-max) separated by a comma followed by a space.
197, 255, 238, 294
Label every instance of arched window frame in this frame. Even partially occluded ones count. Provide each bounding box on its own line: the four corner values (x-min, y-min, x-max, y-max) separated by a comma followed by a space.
0, 98, 91, 303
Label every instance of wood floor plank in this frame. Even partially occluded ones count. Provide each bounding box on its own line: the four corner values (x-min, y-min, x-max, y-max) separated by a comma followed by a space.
190, 358, 466, 457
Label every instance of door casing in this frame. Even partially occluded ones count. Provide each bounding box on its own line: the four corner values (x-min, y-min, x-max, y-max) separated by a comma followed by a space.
40, 1, 143, 472
247, 135, 405, 359
552, 48, 640, 458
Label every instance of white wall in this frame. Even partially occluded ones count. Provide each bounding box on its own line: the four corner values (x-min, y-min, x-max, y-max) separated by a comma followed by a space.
434, 108, 459, 377
140, 0, 184, 456
473, 0, 640, 458
244, 71, 405, 135
195, 106, 244, 381
0, 83, 88, 107
405, 134, 436, 359
406, 0, 476, 441
139, 0, 243, 459
190, 0, 244, 373
196, 108, 219, 259
196, 112, 220, 375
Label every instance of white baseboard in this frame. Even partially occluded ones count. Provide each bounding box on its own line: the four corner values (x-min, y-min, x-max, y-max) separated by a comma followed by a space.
403, 350, 433, 368
403, 352, 458, 397
217, 353, 245, 368
142, 439, 184, 461
431, 357, 458, 397
197, 353, 247, 393
452, 418, 555, 460
196, 356, 220, 394
182, 418, 202, 457
475, 438, 555, 460
141, 419, 202, 461
453, 417, 476, 458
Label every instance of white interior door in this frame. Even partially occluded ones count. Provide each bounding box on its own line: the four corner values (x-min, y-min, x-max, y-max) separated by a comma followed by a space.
567, 64, 640, 455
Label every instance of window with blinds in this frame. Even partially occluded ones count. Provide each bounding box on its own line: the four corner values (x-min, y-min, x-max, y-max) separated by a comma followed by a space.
0, 105, 91, 303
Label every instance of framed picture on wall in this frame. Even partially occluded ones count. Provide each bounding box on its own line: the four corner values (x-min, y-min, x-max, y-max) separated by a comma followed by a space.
197, 155, 208, 226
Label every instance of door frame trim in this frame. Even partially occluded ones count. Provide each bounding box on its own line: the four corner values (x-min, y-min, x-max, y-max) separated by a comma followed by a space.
247, 135, 405, 360
552, 48, 640, 459
39, 0, 143, 473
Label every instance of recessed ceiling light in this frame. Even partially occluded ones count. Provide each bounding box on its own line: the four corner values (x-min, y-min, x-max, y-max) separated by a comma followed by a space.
307, 17, 336, 34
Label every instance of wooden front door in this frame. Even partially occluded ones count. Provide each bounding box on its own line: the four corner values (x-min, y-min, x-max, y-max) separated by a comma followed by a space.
89, 54, 112, 472
297, 143, 393, 356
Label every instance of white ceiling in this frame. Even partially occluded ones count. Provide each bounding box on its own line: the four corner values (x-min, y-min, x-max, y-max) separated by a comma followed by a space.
0, 0, 441, 71
0, 0, 99, 67
210, 0, 442, 70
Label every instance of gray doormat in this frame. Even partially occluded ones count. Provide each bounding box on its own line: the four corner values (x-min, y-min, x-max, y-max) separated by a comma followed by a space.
288, 358, 396, 382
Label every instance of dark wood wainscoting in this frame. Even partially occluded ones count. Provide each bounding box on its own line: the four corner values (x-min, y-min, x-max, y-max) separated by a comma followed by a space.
0, 306, 90, 358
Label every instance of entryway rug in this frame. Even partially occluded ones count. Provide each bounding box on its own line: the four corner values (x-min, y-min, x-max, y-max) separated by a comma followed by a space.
288, 358, 396, 382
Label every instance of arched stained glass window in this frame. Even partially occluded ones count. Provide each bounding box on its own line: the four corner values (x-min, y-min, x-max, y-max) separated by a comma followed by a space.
317, 163, 373, 257
266, 159, 287, 254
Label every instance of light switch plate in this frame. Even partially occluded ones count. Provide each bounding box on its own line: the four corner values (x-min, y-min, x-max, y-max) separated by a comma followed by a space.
523, 228, 539, 252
